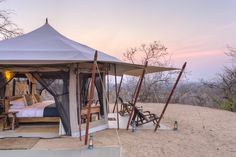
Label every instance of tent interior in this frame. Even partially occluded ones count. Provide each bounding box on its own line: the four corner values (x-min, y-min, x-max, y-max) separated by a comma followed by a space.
0, 65, 108, 137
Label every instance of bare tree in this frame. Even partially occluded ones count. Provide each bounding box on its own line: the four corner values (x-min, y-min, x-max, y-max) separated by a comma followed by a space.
201, 47, 236, 111
121, 41, 173, 102
123, 41, 168, 66
0, 0, 22, 40
226, 46, 236, 59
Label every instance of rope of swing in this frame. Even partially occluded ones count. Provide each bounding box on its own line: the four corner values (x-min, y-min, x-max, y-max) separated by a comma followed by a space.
95, 62, 123, 153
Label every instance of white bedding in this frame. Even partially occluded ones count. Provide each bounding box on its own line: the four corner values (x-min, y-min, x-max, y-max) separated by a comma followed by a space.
9, 100, 55, 118
10, 98, 25, 109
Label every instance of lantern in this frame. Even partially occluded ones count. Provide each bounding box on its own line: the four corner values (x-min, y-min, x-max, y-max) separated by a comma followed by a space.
173, 121, 178, 131
88, 133, 94, 149
131, 120, 136, 132
4, 70, 12, 81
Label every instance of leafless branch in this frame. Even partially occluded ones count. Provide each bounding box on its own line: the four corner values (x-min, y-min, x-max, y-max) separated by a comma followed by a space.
0, 1, 22, 40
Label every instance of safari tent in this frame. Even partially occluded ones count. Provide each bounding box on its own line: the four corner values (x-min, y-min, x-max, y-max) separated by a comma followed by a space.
0, 19, 185, 144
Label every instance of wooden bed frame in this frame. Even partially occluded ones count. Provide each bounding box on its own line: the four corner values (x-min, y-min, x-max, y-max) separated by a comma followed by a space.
18, 117, 60, 123
2, 97, 100, 123
17, 106, 100, 123
1, 97, 59, 123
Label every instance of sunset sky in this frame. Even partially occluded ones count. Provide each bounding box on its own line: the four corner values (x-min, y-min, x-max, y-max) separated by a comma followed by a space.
2, 0, 236, 81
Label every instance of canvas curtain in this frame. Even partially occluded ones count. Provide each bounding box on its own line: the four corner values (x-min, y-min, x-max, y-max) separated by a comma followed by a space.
79, 74, 90, 108
31, 72, 71, 135
95, 76, 104, 115
36, 79, 55, 95
0, 73, 6, 99
79, 73, 104, 116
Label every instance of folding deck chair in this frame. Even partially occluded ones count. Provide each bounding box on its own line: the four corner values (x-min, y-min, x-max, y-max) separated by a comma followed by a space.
131, 105, 159, 126
119, 97, 159, 126
118, 97, 133, 116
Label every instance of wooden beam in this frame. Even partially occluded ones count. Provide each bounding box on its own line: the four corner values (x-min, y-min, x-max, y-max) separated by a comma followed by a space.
5, 83, 10, 97
84, 51, 98, 145
77, 62, 107, 72
18, 117, 60, 123
126, 61, 148, 130
0, 67, 68, 72
112, 74, 123, 113
31, 76, 37, 95
12, 79, 15, 96
154, 62, 187, 132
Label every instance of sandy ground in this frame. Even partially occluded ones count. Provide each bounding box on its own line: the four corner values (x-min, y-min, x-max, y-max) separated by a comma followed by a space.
30, 103, 236, 157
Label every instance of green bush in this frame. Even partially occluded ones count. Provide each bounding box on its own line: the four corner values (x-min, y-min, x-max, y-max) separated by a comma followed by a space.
220, 97, 233, 111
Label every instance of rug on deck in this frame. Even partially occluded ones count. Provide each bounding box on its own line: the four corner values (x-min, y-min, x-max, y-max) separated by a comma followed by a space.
0, 138, 39, 150
15, 125, 59, 133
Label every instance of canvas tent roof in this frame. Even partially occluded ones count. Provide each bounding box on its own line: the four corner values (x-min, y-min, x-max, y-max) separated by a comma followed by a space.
0, 20, 178, 76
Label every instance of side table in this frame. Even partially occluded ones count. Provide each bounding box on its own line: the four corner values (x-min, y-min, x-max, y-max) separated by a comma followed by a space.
0, 114, 7, 131
3, 111, 19, 130
8, 111, 19, 130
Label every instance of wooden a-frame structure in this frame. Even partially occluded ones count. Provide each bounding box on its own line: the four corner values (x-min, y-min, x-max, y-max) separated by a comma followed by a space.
110, 61, 187, 132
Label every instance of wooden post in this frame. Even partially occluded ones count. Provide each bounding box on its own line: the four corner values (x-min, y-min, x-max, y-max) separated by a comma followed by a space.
112, 75, 124, 113
114, 65, 119, 129
84, 51, 98, 145
126, 61, 148, 130
4, 97, 10, 113
5, 83, 10, 97
31, 77, 37, 95
12, 79, 15, 96
154, 62, 187, 132
76, 64, 82, 141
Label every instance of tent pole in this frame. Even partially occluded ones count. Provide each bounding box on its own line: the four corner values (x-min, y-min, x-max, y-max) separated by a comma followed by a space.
76, 64, 82, 141
112, 74, 123, 113
126, 61, 148, 130
106, 68, 110, 112
154, 62, 187, 132
102, 72, 108, 122
107, 68, 109, 101
84, 51, 98, 145
132, 77, 141, 102
114, 65, 119, 129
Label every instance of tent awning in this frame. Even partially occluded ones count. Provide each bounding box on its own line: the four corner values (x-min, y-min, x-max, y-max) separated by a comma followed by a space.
110, 62, 178, 76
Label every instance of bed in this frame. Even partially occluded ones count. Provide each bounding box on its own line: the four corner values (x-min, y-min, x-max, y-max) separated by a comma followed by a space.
5, 96, 101, 123
8, 97, 60, 123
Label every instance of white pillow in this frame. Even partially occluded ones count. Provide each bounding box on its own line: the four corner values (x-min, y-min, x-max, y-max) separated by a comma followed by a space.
10, 98, 26, 109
